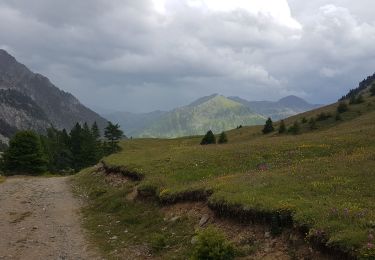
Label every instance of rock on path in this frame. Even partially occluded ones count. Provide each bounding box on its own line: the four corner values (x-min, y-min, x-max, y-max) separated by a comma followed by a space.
0, 176, 98, 260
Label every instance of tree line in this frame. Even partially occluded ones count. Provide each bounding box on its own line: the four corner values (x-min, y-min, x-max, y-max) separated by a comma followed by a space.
0, 121, 123, 175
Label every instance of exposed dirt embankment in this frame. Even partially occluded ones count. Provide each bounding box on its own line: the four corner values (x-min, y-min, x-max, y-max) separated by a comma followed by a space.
100, 163, 348, 259
0, 177, 99, 260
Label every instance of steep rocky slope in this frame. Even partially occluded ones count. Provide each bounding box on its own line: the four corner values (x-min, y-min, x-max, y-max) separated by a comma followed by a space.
0, 49, 107, 145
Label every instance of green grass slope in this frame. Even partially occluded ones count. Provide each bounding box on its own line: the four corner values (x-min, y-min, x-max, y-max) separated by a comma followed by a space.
139, 95, 265, 138
102, 91, 375, 258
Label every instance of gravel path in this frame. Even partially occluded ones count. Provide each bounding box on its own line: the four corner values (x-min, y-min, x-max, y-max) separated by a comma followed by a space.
0, 177, 99, 260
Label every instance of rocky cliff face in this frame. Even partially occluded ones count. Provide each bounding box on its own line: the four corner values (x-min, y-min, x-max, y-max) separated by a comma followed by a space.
0, 49, 107, 145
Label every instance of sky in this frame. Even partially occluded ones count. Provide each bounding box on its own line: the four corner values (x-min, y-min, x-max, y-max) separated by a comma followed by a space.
1, 0, 375, 113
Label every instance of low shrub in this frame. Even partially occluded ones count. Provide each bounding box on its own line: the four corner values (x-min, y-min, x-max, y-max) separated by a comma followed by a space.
201, 130, 216, 145
150, 233, 168, 253
191, 227, 235, 260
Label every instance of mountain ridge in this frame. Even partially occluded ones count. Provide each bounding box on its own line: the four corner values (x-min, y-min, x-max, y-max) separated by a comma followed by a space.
137, 94, 266, 138
0, 49, 108, 144
105, 94, 320, 138
228, 95, 321, 120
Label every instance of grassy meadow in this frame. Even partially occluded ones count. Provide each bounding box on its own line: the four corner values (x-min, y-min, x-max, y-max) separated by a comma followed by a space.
77, 92, 375, 258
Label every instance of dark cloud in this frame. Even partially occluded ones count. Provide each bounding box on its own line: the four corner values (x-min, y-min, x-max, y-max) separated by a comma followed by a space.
0, 0, 374, 112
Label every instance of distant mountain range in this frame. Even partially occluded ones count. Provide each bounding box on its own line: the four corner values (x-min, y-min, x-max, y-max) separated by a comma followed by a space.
0, 49, 107, 145
105, 94, 321, 138
228, 95, 321, 121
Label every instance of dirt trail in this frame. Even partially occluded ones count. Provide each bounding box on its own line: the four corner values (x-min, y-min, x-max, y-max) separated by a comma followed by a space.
0, 177, 99, 260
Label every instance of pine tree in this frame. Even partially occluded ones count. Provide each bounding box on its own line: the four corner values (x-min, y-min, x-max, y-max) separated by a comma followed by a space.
91, 122, 103, 160
104, 122, 123, 153
262, 118, 274, 134
70, 123, 83, 170
278, 120, 286, 134
81, 122, 97, 167
218, 132, 228, 144
3, 131, 47, 175
200, 130, 216, 145
91, 122, 100, 140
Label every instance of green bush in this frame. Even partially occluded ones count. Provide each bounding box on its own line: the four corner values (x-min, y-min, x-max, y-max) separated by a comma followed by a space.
150, 233, 167, 253
191, 227, 235, 260
201, 130, 216, 145
301, 117, 308, 124
218, 132, 228, 144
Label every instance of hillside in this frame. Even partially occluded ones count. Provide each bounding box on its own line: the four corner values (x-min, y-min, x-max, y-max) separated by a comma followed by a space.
138, 94, 265, 138
0, 49, 107, 144
75, 79, 375, 258
229, 95, 321, 120
106, 94, 319, 138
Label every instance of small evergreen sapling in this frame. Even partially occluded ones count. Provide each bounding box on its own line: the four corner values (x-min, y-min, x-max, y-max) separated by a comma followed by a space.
200, 130, 216, 145
262, 118, 274, 134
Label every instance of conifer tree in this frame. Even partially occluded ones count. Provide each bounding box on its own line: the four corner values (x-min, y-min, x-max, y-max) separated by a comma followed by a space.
262, 118, 274, 134
41, 127, 72, 172
70, 123, 83, 170
218, 132, 228, 144
81, 122, 97, 167
91, 121, 103, 160
104, 121, 123, 153
3, 131, 47, 175
200, 130, 216, 145
278, 120, 286, 134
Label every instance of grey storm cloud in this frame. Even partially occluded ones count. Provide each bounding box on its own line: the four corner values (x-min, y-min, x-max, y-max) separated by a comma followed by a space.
0, 0, 375, 113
